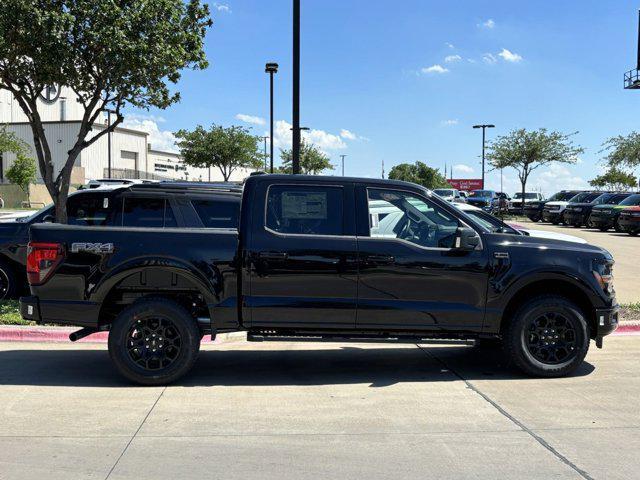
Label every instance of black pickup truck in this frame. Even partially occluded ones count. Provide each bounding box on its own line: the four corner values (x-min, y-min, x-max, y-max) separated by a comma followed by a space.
20, 175, 619, 384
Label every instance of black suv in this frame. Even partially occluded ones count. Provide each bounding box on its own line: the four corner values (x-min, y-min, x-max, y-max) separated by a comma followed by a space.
563, 192, 631, 228
524, 190, 581, 223
0, 182, 241, 299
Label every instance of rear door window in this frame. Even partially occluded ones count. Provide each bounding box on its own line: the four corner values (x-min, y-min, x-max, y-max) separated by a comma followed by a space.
67, 194, 114, 226
121, 196, 177, 228
191, 199, 239, 228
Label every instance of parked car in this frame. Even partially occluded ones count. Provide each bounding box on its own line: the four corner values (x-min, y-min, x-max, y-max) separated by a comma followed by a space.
508, 192, 545, 215
617, 206, 640, 235
0, 182, 241, 299
524, 190, 582, 223
432, 188, 466, 204
21, 174, 618, 384
466, 190, 500, 213
589, 193, 640, 232
454, 204, 587, 244
564, 192, 631, 228
543, 191, 600, 225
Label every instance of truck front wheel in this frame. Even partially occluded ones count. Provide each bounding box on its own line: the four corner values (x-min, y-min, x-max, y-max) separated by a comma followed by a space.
108, 297, 201, 385
504, 295, 589, 377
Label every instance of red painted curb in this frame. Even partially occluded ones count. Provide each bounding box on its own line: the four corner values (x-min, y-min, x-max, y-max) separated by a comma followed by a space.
1, 325, 638, 343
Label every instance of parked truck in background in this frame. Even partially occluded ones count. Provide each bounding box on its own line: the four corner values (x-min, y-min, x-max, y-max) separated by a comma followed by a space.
21, 175, 619, 385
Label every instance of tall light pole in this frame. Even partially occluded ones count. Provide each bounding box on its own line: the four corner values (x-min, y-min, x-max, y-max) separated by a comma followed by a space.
340, 154, 346, 176
265, 63, 278, 173
292, 0, 301, 174
472, 124, 495, 188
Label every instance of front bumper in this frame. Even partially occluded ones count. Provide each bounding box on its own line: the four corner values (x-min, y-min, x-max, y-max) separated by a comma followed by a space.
542, 210, 563, 223
589, 215, 614, 229
618, 216, 640, 231
563, 211, 588, 225
595, 304, 619, 338
20, 295, 99, 327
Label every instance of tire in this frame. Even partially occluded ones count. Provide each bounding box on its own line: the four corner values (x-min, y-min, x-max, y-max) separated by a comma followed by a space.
504, 295, 589, 377
629, 230, 639, 237
614, 220, 623, 233
551, 220, 559, 225
108, 297, 201, 385
598, 226, 608, 232
528, 215, 540, 223
0, 259, 17, 300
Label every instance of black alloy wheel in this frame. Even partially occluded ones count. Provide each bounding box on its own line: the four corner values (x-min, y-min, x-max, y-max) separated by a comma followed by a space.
524, 312, 579, 365
108, 297, 201, 385
504, 295, 589, 377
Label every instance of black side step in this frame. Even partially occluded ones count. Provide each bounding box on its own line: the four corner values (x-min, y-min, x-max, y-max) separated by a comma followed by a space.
247, 333, 475, 346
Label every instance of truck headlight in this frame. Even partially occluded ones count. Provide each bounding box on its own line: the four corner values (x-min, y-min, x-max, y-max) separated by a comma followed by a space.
593, 259, 614, 294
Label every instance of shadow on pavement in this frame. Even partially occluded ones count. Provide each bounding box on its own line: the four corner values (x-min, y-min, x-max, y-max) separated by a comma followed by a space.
0, 344, 595, 388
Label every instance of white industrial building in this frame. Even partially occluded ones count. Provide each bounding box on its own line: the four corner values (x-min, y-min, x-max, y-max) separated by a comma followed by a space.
0, 85, 248, 184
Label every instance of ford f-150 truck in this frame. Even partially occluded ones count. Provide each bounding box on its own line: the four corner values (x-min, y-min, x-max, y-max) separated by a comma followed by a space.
20, 175, 619, 385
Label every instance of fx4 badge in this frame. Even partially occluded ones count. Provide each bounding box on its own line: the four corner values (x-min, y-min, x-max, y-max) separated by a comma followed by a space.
71, 242, 114, 254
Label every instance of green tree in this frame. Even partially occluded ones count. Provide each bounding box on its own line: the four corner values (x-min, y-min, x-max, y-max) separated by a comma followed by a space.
279, 141, 334, 174
175, 124, 264, 181
0, 125, 28, 156
387, 161, 449, 189
589, 167, 637, 191
600, 132, 640, 169
0, 0, 212, 222
6, 154, 37, 203
487, 128, 584, 209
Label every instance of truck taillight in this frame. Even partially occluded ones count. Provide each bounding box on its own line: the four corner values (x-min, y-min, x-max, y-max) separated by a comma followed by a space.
26, 242, 64, 286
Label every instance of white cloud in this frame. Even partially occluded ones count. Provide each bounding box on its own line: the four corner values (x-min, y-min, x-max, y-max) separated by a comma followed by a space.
441, 119, 459, 126
269, 120, 347, 153
453, 164, 474, 174
340, 129, 357, 140
482, 53, 498, 65
214, 2, 231, 13
235, 113, 266, 126
421, 64, 449, 74
122, 115, 178, 153
445, 42, 455, 49
479, 19, 495, 29
498, 48, 523, 63
444, 54, 462, 63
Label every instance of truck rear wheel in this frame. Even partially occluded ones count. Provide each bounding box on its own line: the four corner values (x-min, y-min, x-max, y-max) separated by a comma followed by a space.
0, 259, 17, 300
504, 295, 589, 377
108, 297, 201, 385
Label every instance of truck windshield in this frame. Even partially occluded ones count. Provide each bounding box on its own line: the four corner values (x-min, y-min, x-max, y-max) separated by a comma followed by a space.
513, 193, 538, 199
619, 194, 640, 206
470, 190, 492, 198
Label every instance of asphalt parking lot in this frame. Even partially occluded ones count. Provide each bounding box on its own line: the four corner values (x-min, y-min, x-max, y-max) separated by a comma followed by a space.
1, 336, 638, 480
520, 220, 639, 304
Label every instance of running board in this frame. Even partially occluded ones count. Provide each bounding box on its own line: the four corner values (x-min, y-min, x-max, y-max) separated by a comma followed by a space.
247, 333, 476, 345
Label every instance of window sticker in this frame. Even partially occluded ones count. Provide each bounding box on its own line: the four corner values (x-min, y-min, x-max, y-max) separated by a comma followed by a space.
281, 192, 327, 220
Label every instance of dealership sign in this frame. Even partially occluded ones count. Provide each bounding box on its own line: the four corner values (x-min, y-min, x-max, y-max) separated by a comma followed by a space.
447, 179, 484, 191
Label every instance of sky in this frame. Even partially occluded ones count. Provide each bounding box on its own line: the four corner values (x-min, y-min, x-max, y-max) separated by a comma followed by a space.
124, 0, 640, 196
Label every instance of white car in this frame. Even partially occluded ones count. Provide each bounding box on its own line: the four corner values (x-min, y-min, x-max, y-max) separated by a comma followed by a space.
433, 188, 466, 204
455, 203, 587, 244
508, 192, 544, 213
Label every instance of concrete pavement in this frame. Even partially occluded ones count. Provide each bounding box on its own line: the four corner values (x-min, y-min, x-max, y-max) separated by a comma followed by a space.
520, 220, 639, 304
0, 336, 638, 480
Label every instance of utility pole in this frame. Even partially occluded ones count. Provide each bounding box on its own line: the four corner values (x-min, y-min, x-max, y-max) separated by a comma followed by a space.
472, 124, 495, 188
340, 154, 346, 176
381, 160, 385, 179
265, 63, 278, 172
292, 0, 301, 174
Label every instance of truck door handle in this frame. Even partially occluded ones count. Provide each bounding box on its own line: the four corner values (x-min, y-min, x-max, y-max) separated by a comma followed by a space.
365, 254, 395, 265
258, 251, 288, 261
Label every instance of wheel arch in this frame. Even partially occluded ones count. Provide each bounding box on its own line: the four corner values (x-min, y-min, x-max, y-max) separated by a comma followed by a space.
499, 276, 598, 338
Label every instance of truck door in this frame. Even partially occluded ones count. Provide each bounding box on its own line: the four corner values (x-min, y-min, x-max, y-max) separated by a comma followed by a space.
246, 182, 358, 329
356, 185, 489, 332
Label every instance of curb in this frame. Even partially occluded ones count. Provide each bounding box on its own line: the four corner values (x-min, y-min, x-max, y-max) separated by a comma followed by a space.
1, 324, 638, 343
0, 326, 247, 344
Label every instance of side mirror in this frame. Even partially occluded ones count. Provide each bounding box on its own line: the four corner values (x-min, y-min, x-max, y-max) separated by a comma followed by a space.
455, 227, 480, 251
42, 215, 54, 223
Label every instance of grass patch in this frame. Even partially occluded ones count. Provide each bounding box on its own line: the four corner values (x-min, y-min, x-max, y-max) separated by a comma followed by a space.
0, 300, 33, 325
